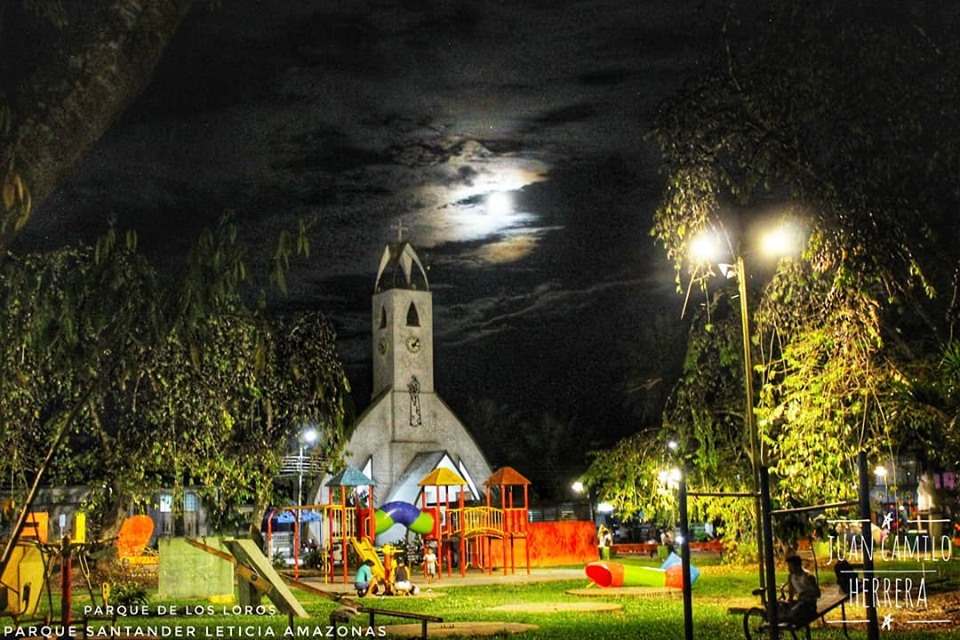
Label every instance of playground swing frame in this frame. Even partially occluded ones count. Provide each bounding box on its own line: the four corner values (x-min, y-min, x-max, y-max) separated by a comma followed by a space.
686, 489, 861, 640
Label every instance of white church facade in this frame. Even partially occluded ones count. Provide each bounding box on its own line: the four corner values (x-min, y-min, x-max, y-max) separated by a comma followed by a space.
342, 240, 493, 520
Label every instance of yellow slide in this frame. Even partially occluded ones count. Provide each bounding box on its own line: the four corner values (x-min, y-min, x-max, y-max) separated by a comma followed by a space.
349, 538, 385, 579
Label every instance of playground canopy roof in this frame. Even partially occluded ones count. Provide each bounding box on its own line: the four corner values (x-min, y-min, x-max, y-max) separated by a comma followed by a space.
267, 509, 296, 524
485, 466, 531, 487
418, 467, 467, 486
325, 466, 376, 487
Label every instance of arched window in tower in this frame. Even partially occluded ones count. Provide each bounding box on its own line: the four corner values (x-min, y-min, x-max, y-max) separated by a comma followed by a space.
379, 306, 387, 328
406, 302, 420, 327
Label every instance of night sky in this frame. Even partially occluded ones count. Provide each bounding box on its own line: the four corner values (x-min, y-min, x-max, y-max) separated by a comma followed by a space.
18, 0, 715, 475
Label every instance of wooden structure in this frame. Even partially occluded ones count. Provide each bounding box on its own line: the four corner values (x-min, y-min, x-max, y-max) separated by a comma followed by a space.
184, 537, 308, 617
483, 466, 531, 575
417, 467, 466, 578
416, 466, 532, 577
323, 466, 377, 584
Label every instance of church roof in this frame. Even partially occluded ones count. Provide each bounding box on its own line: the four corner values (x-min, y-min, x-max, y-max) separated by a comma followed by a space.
384, 451, 447, 504
325, 466, 376, 487
484, 466, 532, 487
374, 242, 430, 293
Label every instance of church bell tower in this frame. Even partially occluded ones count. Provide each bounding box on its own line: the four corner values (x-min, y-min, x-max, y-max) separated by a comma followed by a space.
340, 230, 493, 513
371, 241, 434, 403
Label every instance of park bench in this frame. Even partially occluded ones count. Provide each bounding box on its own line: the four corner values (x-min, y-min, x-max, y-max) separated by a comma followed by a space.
806, 590, 852, 638
334, 602, 443, 640
733, 587, 851, 639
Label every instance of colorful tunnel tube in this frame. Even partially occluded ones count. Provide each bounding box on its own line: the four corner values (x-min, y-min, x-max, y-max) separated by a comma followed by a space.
374, 501, 435, 535
585, 553, 700, 589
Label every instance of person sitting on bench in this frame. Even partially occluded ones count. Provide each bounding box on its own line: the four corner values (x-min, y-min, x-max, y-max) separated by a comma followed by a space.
784, 554, 821, 627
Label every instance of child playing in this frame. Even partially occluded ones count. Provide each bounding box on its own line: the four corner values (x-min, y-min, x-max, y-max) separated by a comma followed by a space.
423, 546, 438, 583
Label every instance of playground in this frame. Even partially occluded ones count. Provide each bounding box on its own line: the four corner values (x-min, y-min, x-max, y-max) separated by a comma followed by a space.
4, 551, 960, 639
5, 465, 960, 639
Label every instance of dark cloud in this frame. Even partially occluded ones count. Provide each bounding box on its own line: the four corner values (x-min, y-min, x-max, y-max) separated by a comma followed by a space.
21, 0, 709, 469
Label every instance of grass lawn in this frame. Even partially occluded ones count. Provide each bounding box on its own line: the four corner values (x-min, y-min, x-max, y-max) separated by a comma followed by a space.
37, 554, 960, 640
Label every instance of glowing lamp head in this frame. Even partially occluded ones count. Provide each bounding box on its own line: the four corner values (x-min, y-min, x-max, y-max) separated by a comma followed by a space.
689, 230, 724, 264
759, 221, 804, 258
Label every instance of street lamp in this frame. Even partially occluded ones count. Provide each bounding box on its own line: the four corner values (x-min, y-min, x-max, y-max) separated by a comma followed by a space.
691, 221, 803, 640
667, 439, 694, 640
572, 481, 596, 524
290, 427, 319, 579
297, 427, 319, 511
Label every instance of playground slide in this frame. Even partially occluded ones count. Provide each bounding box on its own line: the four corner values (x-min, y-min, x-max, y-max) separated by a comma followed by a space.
349, 537, 385, 578
374, 502, 434, 536
585, 553, 700, 589
585, 561, 666, 587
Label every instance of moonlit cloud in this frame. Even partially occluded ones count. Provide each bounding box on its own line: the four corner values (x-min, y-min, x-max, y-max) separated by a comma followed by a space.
408, 141, 552, 257
23, 0, 705, 452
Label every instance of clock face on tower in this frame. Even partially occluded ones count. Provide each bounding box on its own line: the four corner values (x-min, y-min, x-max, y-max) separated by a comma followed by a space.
405, 336, 422, 353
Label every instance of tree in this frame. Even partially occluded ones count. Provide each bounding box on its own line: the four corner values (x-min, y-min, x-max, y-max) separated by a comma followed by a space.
0, 220, 350, 541
591, 0, 960, 547
0, 2, 356, 554
0, 0, 196, 252
465, 398, 590, 502
887, 341, 960, 485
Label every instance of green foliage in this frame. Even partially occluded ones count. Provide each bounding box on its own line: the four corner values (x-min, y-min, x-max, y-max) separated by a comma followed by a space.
107, 580, 148, 608
465, 399, 588, 501
0, 218, 350, 537
581, 428, 677, 525
593, 0, 960, 554
886, 341, 960, 478
586, 299, 759, 548
301, 547, 324, 570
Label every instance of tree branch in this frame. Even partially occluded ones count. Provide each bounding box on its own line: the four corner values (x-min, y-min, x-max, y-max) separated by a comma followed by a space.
1, 0, 194, 251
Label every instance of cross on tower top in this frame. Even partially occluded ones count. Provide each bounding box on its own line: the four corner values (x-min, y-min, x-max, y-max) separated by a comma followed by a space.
392, 218, 409, 242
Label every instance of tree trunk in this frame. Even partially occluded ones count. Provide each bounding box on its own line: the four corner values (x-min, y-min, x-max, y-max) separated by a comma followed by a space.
96, 487, 132, 541
1, 0, 194, 250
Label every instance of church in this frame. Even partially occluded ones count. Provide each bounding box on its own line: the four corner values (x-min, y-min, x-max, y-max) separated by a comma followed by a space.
341, 237, 493, 533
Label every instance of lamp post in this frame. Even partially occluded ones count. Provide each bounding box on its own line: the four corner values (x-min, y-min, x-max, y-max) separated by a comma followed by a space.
692, 222, 803, 640
294, 427, 318, 577
297, 428, 319, 513
668, 441, 694, 640
732, 254, 780, 640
